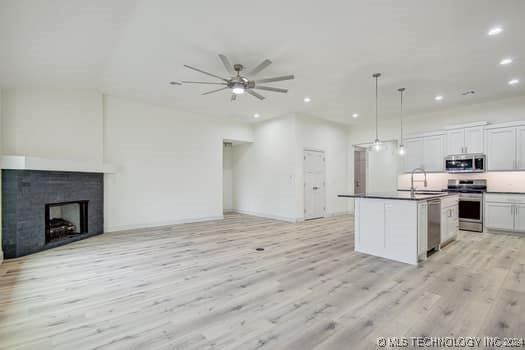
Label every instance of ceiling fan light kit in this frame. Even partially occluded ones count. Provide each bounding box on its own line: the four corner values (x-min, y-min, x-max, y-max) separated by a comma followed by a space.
178, 54, 295, 101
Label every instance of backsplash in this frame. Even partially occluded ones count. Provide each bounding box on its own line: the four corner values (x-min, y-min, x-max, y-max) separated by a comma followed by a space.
398, 172, 525, 192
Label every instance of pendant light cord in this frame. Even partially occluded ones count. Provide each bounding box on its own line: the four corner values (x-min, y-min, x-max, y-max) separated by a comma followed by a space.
372, 73, 381, 141
375, 77, 378, 140
399, 88, 405, 144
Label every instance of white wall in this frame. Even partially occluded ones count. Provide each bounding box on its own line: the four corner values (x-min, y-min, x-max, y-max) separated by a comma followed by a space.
103, 95, 253, 231
1, 88, 103, 162
366, 141, 400, 193
232, 115, 298, 221
294, 115, 349, 218
223, 144, 233, 212
231, 114, 350, 221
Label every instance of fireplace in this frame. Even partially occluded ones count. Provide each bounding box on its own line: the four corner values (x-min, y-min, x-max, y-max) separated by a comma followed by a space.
45, 201, 89, 244
2, 170, 104, 258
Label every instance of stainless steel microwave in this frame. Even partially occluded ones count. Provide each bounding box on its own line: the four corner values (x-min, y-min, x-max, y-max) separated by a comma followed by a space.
444, 154, 486, 173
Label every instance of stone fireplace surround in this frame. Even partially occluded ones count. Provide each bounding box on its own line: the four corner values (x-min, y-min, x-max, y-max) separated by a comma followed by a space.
2, 170, 104, 258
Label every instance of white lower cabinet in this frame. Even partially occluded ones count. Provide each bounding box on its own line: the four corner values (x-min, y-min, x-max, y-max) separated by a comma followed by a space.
441, 202, 458, 243
514, 205, 525, 232
484, 194, 525, 232
485, 202, 514, 231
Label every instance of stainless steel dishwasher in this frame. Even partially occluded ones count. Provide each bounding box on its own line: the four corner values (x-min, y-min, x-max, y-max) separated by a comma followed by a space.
427, 199, 441, 251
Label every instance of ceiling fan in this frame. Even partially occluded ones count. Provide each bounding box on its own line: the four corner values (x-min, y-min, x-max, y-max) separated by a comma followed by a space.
179, 54, 294, 101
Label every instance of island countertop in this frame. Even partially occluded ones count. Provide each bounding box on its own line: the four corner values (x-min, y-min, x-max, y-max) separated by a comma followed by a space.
338, 191, 450, 201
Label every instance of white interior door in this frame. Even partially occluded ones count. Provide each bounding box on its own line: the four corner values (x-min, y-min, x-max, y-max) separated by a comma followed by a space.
304, 150, 326, 220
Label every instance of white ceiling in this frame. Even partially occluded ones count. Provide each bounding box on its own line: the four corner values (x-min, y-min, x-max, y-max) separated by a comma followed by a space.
1, 0, 524, 124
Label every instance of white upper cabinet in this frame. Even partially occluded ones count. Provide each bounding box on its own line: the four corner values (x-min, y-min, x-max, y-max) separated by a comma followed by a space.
447, 129, 465, 155
446, 126, 484, 155
517, 126, 525, 170
403, 134, 444, 172
423, 135, 445, 172
464, 127, 484, 154
486, 127, 517, 171
404, 138, 424, 171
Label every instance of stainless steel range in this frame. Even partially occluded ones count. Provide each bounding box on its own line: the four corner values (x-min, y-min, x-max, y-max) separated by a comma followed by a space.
447, 179, 487, 232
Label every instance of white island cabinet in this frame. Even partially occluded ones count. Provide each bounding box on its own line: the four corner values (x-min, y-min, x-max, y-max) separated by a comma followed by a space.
341, 192, 456, 266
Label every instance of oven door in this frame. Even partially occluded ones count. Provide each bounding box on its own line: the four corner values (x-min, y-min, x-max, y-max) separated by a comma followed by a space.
458, 197, 482, 223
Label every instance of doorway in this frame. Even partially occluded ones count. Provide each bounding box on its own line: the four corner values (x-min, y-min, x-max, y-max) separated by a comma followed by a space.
354, 147, 367, 194
223, 142, 233, 213
304, 150, 326, 220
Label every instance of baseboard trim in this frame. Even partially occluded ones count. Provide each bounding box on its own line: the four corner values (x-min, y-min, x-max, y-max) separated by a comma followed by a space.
232, 209, 300, 223
105, 215, 224, 233
327, 211, 352, 217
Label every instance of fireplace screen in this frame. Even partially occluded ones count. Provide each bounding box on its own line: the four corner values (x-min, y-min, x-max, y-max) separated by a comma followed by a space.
45, 201, 88, 243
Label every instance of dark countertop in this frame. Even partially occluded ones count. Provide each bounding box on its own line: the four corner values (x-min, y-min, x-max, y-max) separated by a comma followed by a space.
485, 191, 525, 195
338, 191, 450, 201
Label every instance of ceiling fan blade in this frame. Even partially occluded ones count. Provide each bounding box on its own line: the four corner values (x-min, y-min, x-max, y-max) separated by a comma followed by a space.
218, 54, 235, 75
231, 94, 237, 101
183, 64, 229, 82
254, 85, 288, 93
202, 87, 229, 95
182, 81, 227, 85
249, 59, 272, 76
254, 75, 295, 84
246, 89, 265, 100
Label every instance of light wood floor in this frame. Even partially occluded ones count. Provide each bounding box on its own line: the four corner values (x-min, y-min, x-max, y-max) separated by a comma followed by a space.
0, 213, 524, 350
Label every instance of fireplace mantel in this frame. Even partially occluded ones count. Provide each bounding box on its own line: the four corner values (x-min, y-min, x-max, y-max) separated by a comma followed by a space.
1, 155, 117, 173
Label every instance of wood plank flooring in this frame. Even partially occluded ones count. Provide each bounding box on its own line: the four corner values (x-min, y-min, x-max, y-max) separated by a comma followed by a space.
0, 213, 524, 349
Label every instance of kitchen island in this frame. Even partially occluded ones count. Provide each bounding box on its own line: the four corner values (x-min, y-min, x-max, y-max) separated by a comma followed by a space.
339, 192, 458, 265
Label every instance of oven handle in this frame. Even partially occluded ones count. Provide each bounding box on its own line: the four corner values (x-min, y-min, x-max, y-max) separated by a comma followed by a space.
459, 198, 482, 203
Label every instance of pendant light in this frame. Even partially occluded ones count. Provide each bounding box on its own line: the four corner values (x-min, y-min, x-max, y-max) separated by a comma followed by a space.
397, 87, 406, 156
372, 73, 383, 151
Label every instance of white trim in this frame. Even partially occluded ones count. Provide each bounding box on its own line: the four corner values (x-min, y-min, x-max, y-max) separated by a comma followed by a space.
232, 209, 300, 222
444, 121, 488, 130
485, 120, 525, 130
1, 155, 117, 173
105, 215, 224, 233
405, 130, 446, 139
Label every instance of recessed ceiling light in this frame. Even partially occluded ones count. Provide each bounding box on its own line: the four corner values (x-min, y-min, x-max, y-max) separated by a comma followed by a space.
303, 97, 311, 103
352, 113, 359, 118
253, 113, 260, 118
500, 58, 513, 65
434, 95, 444, 101
508, 79, 520, 85
488, 26, 503, 36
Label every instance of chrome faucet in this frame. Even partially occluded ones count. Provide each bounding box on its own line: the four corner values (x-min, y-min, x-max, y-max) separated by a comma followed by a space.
410, 168, 428, 196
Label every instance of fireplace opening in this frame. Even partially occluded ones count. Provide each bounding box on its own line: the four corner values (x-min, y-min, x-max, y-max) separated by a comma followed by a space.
45, 201, 88, 244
